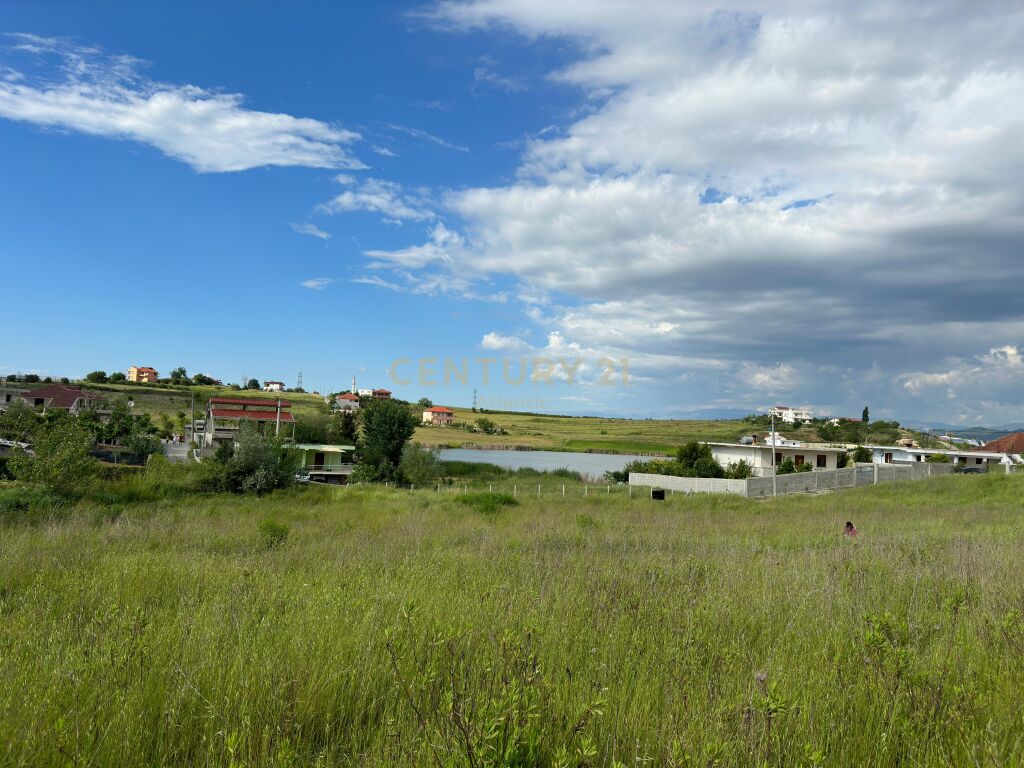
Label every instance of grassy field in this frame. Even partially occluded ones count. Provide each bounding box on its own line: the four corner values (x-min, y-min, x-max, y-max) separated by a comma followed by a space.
415, 409, 755, 454
81, 383, 332, 420
2, 473, 1023, 766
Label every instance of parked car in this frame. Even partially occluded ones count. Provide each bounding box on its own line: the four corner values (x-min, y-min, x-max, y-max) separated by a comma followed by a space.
957, 466, 986, 474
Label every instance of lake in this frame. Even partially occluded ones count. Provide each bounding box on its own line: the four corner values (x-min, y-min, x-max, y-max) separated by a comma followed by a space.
437, 448, 654, 477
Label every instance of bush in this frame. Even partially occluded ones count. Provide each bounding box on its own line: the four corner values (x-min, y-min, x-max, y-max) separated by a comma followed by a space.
224, 426, 302, 495
851, 446, 872, 463
926, 453, 951, 463
95, 463, 145, 481
724, 459, 754, 479
796, 462, 813, 473
776, 458, 796, 475
400, 443, 442, 487
10, 419, 96, 497
0, 484, 66, 526
257, 519, 290, 549
456, 491, 518, 515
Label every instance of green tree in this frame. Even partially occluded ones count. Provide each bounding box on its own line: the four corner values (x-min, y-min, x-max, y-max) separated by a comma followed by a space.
725, 459, 755, 479
337, 410, 358, 445
399, 443, 441, 486
358, 399, 417, 479
192, 373, 216, 386
23, 374, 40, 383
926, 452, 951, 463
676, 441, 714, 470
851, 446, 872, 463
109, 372, 127, 382
170, 366, 188, 383
10, 418, 96, 496
417, 397, 433, 409
0, 400, 40, 442
84, 370, 108, 383
246, 378, 261, 390
223, 424, 301, 495
836, 451, 849, 469
776, 458, 796, 475
475, 417, 497, 434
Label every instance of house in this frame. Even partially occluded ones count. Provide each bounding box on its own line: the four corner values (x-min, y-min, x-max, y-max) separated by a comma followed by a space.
19, 384, 100, 413
707, 441, 846, 475
334, 392, 360, 411
866, 444, 1008, 468
127, 366, 159, 383
979, 432, 1024, 460
372, 388, 392, 399
295, 444, 355, 485
357, 388, 373, 397
769, 405, 813, 423
422, 406, 454, 425
263, 381, 285, 392
201, 396, 294, 449
1, 382, 27, 410
827, 417, 861, 427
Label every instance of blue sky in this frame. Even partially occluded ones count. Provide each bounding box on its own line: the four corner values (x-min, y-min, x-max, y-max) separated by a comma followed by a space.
3, 2, 1024, 425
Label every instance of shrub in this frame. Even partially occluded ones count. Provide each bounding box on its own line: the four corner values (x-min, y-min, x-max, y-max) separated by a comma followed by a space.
10, 420, 96, 497
0, 485, 65, 526
95, 463, 145, 481
725, 459, 754, 479
224, 426, 302, 495
851, 446, 872, 463
258, 519, 290, 549
400, 443, 441, 487
776, 458, 796, 475
926, 453, 951, 463
456, 491, 518, 515
796, 462, 813, 473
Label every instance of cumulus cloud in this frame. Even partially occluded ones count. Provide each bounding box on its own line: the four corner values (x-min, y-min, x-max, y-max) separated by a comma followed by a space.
318, 176, 435, 223
356, 0, 1024, 419
300, 277, 335, 290
0, 34, 363, 172
480, 332, 528, 350
291, 222, 331, 240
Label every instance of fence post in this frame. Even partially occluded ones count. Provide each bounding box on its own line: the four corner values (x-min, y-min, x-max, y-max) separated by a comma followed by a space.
489, 484, 492, 492
584, 485, 588, 497
606, 485, 610, 494
629, 485, 632, 497
514, 484, 517, 497
874, 464, 879, 484
537, 484, 541, 497
562, 484, 565, 497
464, 484, 467, 493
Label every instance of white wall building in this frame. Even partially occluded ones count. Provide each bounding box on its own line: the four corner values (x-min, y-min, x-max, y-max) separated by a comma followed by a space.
769, 405, 814, 423
263, 381, 284, 392
867, 445, 1008, 468
707, 442, 846, 476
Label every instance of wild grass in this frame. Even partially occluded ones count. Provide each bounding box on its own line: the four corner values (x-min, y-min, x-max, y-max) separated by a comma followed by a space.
1, 474, 1023, 766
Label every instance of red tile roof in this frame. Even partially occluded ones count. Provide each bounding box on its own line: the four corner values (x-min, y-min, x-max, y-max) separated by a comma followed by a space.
209, 408, 295, 422
208, 396, 292, 407
338, 392, 359, 400
425, 406, 454, 413
373, 388, 392, 394
979, 432, 1024, 454
22, 384, 99, 409
135, 366, 158, 373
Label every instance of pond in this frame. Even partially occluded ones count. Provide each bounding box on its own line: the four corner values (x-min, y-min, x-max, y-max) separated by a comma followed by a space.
437, 448, 655, 477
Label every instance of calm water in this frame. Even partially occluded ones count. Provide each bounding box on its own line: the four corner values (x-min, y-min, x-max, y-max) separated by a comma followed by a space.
438, 448, 654, 476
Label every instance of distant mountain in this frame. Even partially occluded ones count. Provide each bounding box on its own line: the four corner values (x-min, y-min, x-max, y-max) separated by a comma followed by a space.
901, 419, 1024, 443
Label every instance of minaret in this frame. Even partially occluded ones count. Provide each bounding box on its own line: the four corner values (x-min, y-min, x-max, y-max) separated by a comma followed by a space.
351, 374, 357, 394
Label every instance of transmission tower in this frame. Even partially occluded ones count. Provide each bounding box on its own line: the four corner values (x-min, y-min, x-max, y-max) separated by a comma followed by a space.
297, 371, 303, 391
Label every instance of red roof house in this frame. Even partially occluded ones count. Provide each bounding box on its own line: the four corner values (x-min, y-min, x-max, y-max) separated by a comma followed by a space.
20, 384, 100, 412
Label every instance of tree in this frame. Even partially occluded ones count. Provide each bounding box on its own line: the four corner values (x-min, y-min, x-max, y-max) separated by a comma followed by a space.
851, 446, 872, 463
399, 443, 442, 486
109, 372, 127, 382
676, 441, 714, 470
124, 432, 163, 459
85, 370, 108, 383
337, 410, 358, 445
417, 397, 433, 409
836, 451, 849, 469
222, 424, 301, 495
10, 418, 96, 496
191, 373, 216, 386
475, 417, 497, 434
23, 374, 40, 383
0, 400, 40, 442
862, 406, 870, 425
926, 452, 951, 463
170, 366, 188, 383
59, 377, 70, 385
725, 459, 754, 479
358, 399, 417, 479
245, 378, 261, 390
776, 458, 796, 475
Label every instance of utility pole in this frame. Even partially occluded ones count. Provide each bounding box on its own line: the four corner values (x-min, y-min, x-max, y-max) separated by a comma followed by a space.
275, 398, 282, 436
190, 390, 195, 445
473, 388, 478, 412
771, 410, 777, 497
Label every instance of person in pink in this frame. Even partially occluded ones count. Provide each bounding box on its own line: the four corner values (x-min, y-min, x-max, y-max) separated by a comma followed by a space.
844, 521, 858, 538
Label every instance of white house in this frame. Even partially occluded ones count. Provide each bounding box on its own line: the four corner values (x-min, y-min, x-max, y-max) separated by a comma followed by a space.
707, 441, 846, 476
769, 405, 814, 423
334, 392, 360, 411
866, 445, 1008, 468
263, 381, 284, 392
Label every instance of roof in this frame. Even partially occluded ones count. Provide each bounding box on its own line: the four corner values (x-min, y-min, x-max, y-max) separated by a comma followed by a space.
373, 388, 392, 394
208, 396, 292, 407
293, 443, 356, 452
132, 366, 158, 373
337, 392, 359, 400
706, 441, 847, 453
263, 380, 284, 385
22, 384, 99, 408
866, 444, 1006, 458
209, 408, 295, 422
425, 406, 454, 413
979, 432, 1024, 454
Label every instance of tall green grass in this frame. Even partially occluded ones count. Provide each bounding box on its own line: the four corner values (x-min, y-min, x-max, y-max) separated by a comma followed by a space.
1, 474, 1023, 766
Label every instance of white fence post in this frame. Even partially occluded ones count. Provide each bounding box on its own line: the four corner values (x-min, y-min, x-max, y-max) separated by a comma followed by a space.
562, 484, 565, 497
537, 484, 541, 497
584, 485, 588, 497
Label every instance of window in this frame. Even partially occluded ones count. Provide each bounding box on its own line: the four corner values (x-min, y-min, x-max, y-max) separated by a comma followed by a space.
816, 454, 826, 468
884, 452, 893, 463
795, 455, 805, 466
976, 458, 983, 465
775, 452, 782, 465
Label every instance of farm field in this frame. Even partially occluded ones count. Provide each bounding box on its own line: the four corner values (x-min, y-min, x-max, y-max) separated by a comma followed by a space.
1, 473, 1023, 766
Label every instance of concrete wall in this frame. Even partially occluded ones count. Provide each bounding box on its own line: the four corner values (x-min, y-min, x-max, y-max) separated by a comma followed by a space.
631, 460, 958, 499
628, 473, 748, 496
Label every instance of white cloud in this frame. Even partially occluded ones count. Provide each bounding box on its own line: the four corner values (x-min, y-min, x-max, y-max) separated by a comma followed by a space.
387, 122, 469, 152
480, 332, 528, 350
318, 177, 435, 223
472, 66, 526, 93
291, 222, 331, 240
0, 35, 363, 172
300, 277, 335, 290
